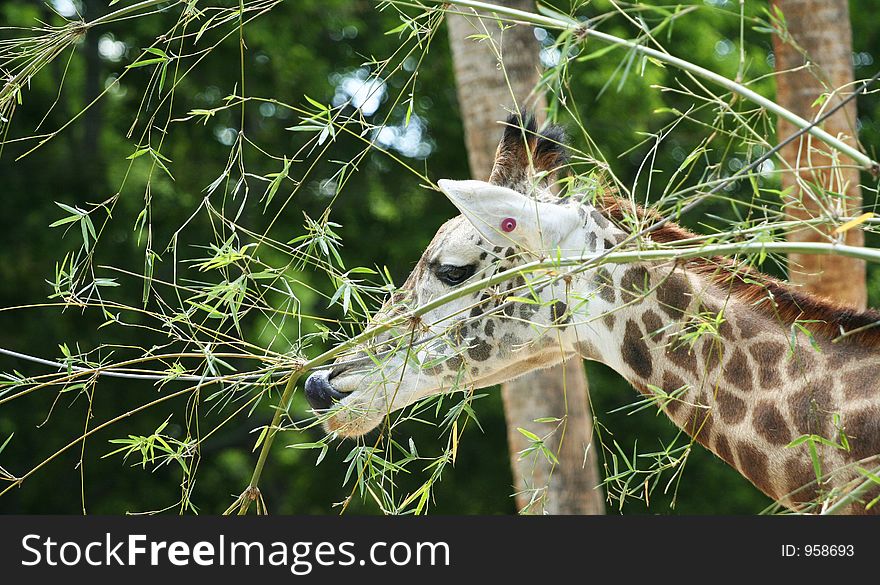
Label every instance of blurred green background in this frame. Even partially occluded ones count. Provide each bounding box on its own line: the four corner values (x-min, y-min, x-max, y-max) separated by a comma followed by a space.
1, 0, 878, 514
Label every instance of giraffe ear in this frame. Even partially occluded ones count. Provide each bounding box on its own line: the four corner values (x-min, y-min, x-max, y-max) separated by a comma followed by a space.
437, 179, 582, 253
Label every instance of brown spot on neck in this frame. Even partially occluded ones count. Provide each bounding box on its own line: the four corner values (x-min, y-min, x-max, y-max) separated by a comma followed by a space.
665, 340, 698, 376
700, 299, 735, 340
656, 272, 692, 320
641, 309, 664, 342
784, 458, 821, 506
716, 392, 747, 425
734, 311, 761, 339
467, 338, 492, 361
594, 267, 616, 303
748, 341, 785, 388
620, 266, 650, 304
622, 319, 653, 379
789, 382, 835, 437
844, 408, 880, 462
842, 365, 878, 401
753, 401, 793, 446
632, 381, 652, 396
551, 301, 570, 326
713, 435, 735, 466
736, 441, 776, 498
701, 337, 725, 372
684, 391, 714, 446
722, 348, 753, 392
786, 345, 816, 378
603, 313, 616, 330
661, 371, 686, 417
590, 209, 610, 229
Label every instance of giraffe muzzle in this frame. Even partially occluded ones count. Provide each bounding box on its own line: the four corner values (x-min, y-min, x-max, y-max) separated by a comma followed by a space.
304, 370, 349, 411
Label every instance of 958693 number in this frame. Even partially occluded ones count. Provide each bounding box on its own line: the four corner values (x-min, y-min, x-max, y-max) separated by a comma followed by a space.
804, 545, 854, 557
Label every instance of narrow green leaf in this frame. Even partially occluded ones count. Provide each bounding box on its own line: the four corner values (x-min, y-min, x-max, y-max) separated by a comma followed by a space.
252, 426, 269, 452
0, 433, 13, 455
126, 58, 167, 69
303, 95, 328, 112
516, 427, 541, 442
143, 47, 169, 59
49, 214, 81, 228
534, 417, 562, 423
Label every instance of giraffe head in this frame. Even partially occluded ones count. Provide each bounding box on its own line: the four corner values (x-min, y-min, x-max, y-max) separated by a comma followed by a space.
304, 114, 621, 437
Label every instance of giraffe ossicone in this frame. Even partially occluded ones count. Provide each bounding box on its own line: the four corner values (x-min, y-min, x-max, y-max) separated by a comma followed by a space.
304, 113, 880, 514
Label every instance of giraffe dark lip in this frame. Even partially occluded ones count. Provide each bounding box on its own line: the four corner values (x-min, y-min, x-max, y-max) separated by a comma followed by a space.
304, 370, 351, 411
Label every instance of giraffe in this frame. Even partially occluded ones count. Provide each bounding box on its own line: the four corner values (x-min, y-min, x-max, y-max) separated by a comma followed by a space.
304, 114, 880, 514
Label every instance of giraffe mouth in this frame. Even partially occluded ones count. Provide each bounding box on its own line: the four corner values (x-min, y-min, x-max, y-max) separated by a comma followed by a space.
304, 369, 387, 437
304, 369, 354, 411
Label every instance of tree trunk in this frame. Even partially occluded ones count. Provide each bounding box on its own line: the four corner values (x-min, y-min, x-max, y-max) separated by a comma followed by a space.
75, 0, 109, 197
447, 2, 605, 515
773, 0, 866, 309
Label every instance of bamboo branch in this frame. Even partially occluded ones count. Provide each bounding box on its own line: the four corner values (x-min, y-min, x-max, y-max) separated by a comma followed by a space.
89, 0, 182, 27
417, 0, 877, 170
231, 372, 301, 515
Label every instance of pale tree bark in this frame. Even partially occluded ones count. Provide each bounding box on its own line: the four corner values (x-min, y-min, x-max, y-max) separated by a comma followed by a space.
447, 2, 605, 515
773, 0, 866, 309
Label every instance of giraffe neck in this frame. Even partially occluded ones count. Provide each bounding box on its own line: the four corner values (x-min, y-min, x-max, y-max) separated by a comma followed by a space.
567, 256, 880, 512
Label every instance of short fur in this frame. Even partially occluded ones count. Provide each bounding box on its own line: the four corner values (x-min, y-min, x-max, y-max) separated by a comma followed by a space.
598, 197, 880, 349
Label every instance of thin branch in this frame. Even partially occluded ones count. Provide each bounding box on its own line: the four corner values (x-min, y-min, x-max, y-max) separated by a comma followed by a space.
415, 0, 878, 170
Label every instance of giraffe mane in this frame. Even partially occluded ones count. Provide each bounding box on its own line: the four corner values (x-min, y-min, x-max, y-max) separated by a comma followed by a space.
599, 197, 880, 349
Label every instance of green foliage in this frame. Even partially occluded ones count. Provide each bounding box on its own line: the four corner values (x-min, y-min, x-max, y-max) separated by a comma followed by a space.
0, 0, 877, 515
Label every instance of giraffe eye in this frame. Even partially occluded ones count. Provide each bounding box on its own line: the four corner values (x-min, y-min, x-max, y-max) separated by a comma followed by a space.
434, 264, 476, 286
